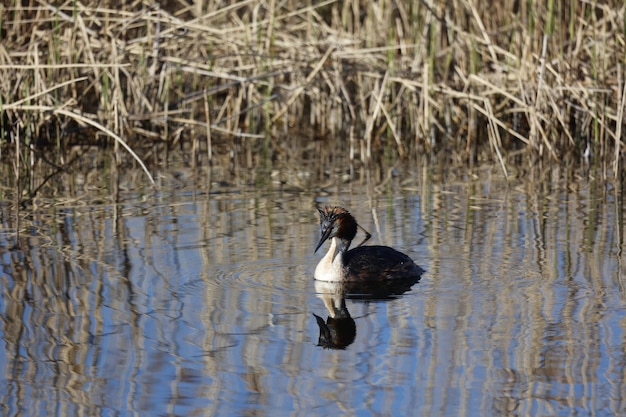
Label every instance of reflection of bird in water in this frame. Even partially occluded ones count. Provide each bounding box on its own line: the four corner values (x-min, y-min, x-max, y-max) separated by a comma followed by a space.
313, 276, 422, 349
314, 206, 424, 283
313, 281, 356, 350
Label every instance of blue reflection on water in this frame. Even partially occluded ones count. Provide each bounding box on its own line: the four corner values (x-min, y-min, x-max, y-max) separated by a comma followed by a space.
0, 175, 624, 416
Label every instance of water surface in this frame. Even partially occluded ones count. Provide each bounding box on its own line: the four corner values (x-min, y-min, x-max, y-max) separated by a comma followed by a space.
0, 159, 624, 416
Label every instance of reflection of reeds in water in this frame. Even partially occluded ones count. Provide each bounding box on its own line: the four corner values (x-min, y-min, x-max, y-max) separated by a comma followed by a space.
0, 158, 625, 413
414, 167, 626, 414
1, 0, 625, 181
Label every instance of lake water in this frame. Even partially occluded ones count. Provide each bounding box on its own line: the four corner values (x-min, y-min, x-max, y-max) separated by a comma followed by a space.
0, 153, 625, 416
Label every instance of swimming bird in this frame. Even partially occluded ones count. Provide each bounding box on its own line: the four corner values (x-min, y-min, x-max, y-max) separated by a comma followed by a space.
314, 206, 423, 282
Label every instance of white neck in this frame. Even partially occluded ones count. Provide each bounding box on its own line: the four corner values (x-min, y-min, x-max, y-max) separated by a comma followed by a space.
314, 237, 345, 282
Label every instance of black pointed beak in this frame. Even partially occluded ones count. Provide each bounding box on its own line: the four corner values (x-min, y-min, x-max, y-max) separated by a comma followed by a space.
314, 225, 333, 253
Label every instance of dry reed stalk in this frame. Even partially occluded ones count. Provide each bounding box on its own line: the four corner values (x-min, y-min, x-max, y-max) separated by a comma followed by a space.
363, 71, 388, 161
12, 104, 155, 185
483, 98, 508, 179
0, 0, 625, 178
614, 69, 626, 176
271, 45, 336, 123
204, 92, 212, 162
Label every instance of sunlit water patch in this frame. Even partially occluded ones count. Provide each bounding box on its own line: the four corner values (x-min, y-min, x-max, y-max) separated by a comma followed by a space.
0, 166, 625, 416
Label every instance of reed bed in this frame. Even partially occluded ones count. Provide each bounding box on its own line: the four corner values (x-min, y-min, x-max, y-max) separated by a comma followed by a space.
1, 0, 625, 180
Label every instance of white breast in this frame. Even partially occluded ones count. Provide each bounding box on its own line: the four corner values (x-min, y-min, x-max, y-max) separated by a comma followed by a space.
314, 237, 345, 282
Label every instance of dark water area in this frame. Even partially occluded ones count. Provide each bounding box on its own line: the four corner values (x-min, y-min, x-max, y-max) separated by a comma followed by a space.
0, 147, 625, 416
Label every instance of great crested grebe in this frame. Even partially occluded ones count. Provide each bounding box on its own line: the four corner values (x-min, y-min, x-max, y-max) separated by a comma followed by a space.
314, 206, 424, 282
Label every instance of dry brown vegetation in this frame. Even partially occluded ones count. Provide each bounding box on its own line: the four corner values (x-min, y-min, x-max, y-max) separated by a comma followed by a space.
1, 0, 625, 179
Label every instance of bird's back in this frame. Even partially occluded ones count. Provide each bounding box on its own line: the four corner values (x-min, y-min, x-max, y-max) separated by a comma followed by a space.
343, 245, 423, 282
